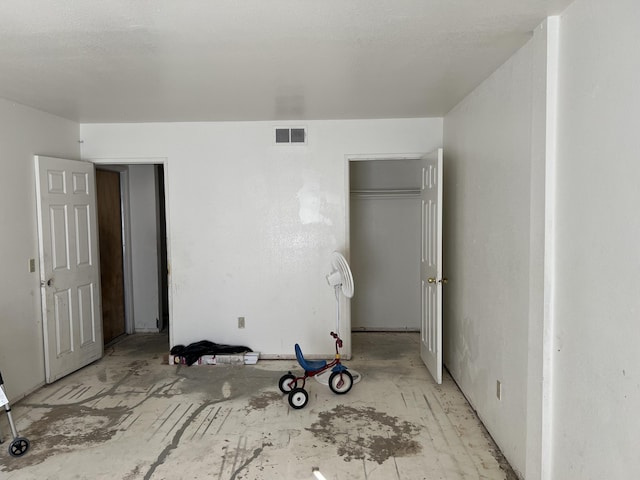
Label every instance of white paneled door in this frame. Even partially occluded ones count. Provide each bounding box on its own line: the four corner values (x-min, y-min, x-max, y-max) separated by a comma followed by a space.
420, 148, 443, 384
35, 156, 103, 383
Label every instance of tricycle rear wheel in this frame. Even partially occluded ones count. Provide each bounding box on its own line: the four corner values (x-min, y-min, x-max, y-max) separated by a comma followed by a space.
278, 373, 297, 393
288, 388, 309, 409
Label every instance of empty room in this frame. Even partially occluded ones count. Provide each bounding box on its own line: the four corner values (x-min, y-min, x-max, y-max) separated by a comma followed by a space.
1, 0, 638, 479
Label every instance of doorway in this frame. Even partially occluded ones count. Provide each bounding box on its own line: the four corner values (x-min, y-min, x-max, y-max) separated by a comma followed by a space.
348, 156, 423, 331
95, 163, 169, 346
347, 150, 444, 385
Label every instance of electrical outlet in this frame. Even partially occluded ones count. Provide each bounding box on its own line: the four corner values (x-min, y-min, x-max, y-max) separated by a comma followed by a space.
238, 317, 245, 329
496, 380, 502, 400
29, 258, 36, 273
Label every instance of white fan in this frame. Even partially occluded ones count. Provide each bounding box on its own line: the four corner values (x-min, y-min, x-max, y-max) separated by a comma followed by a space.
326, 251, 354, 343
326, 251, 355, 299
316, 251, 361, 386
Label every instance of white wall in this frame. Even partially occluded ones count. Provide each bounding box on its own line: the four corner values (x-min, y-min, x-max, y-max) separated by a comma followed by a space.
0, 98, 80, 400
80, 118, 442, 356
128, 164, 160, 332
444, 2, 640, 477
443, 24, 553, 477
552, 0, 640, 477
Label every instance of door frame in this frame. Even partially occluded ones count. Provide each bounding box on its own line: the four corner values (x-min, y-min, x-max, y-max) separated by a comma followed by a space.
345, 153, 427, 354
89, 157, 173, 346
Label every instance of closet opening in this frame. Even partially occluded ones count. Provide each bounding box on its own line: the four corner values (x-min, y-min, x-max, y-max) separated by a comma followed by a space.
348, 157, 423, 332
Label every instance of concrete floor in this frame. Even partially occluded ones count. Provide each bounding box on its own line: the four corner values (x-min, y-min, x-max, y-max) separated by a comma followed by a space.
0, 332, 516, 480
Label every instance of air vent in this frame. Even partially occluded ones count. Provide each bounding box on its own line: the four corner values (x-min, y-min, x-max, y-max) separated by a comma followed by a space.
275, 127, 306, 144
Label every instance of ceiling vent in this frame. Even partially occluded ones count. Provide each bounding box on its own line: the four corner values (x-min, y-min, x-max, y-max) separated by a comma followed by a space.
275, 127, 306, 144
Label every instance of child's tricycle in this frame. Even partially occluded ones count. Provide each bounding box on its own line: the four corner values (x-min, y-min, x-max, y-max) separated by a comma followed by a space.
278, 331, 353, 409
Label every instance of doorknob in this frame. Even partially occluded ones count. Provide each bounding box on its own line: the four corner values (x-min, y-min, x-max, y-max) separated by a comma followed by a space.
442, 278, 448, 284
428, 278, 436, 283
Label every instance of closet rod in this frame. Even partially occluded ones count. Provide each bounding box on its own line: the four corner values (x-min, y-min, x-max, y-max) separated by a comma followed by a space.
350, 188, 421, 199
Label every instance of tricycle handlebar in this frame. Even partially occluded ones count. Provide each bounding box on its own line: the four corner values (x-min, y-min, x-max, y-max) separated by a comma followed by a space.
330, 332, 343, 349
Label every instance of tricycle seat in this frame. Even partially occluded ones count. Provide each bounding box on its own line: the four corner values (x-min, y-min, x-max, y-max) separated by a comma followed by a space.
295, 344, 327, 372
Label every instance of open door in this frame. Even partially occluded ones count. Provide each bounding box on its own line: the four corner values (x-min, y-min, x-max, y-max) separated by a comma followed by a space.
420, 148, 443, 384
96, 169, 126, 344
35, 156, 103, 383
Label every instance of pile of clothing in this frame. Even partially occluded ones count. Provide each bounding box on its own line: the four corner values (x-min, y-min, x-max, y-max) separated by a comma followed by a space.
170, 340, 252, 366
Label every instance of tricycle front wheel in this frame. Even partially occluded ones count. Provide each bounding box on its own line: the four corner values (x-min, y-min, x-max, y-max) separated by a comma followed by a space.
329, 370, 353, 395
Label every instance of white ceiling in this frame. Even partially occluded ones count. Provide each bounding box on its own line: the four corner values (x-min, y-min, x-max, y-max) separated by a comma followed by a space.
0, 0, 573, 123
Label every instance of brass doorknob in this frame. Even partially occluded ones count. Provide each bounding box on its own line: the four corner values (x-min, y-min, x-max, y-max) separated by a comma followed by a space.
442, 278, 448, 284
428, 277, 436, 283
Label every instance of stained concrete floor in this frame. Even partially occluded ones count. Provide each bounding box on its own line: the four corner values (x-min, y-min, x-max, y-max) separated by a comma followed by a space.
0, 332, 516, 480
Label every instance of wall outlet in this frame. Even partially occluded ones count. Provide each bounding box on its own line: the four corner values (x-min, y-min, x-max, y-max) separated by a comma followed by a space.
238, 317, 245, 329
496, 380, 502, 400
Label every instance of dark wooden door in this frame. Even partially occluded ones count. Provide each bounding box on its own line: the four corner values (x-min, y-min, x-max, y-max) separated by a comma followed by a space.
96, 169, 126, 344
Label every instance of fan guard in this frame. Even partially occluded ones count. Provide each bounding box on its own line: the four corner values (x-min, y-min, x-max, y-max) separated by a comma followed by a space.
326, 252, 354, 298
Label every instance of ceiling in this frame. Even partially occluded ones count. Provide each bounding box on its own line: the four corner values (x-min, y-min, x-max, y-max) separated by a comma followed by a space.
0, 0, 573, 123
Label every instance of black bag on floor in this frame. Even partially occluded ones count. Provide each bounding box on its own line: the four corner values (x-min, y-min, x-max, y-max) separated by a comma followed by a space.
170, 341, 252, 366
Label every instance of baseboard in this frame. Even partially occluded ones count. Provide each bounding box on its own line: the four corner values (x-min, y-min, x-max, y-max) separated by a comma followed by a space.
259, 353, 352, 361
351, 327, 420, 332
